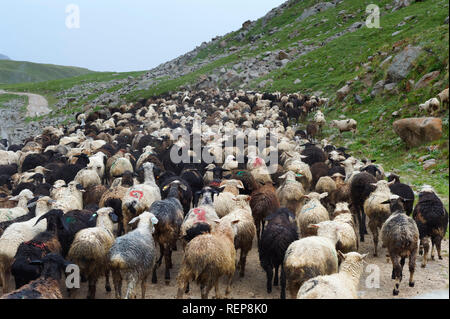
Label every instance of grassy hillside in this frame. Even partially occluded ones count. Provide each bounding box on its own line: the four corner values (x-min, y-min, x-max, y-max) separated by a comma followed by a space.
0, 59, 94, 84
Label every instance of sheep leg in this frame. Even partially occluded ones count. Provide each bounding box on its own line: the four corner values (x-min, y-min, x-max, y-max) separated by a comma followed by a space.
156, 244, 164, 268
125, 277, 137, 299
151, 263, 158, 284
355, 205, 365, 242
87, 278, 97, 299
265, 267, 273, 294
280, 264, 286, 299
392, 256, 402, 296
214, 281, 223, 299
105, 270, 111, 292
368, 219, 379, 257
164, 246, 171, 285
225, 273, 233, 298
200, 283, 213, 299
435, 237, 443, 260
112, 270, 122, 299
421, 238, 430, 268
256, 221, 261, 245
273, 265, 279, 286
177, 281, 188, 299
408, 251, 417, 287
288, 282, 299, 299
430, 239, 436, 260
238, 249, 248, 278
141, 275, 148, 299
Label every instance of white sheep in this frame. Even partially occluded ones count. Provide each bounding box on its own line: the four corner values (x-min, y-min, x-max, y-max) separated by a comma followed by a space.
0, 189, 34, 223
297, 252, 368, 299
296, 192, 330, 237
314, 110, 326, 128
74, 168, 101, 189
0, 196, 54, 293
50, 180, 85, 212
419, 97, 440, 115
437, 88, 449, 106
67, 207, 117, 299
277, 171, 305, 214
330, 119, 357, 134
363, 180, 393, 256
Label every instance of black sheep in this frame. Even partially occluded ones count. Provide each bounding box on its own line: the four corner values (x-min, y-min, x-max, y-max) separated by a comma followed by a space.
301, 145, 326, 166
45, 153, 90, 185
413, 187, 449, 267
350, 172, 377, 242
11, 209, 64, 289
0, 164, 18, 177
259, 208, 298, 299
387, 173, 414, 216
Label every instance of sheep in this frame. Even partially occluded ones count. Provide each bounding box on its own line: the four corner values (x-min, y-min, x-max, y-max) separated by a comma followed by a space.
67, 207, 118, 299
1, 253, 72, 299
0, 197, 38, 237
330, 119, 357, 134
363, 180, 393, 256
0, 196, 54, 293
297, 252, 368, 299
381, 195, 419, 295
122, 162, 161, 233
74, 168, 101, 189
259, 208, 298, 298
247, 156, 273, 185
419, 97, 440, 115
313, 110, 326, 129
109, 211, 159, 299
350, 172, 377, 242
176, 217, 239, 299
276, 171, 305, 215
296, 192, 330, 238
413, 185, 449, 268
87, 151, 107, 183
50, 180, 85, 213
250, 183, 280, 244
0, 189, 34, 223
148, 181, 184, 284
11, 209, 63, 289
181, 187, 220, 245
283, 233, 339, 299
213, 179, 245, 218
309, 217, 358, 254
437, 88, 449, 107
109, 154, 134, 182
221, 195, 256, 277
387, 173, 415, 216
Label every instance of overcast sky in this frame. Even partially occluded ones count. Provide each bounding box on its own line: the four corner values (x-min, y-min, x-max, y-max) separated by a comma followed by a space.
0, 0, 284, 72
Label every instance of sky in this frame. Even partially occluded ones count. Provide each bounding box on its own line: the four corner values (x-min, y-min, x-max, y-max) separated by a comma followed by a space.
0, 0, 285, 72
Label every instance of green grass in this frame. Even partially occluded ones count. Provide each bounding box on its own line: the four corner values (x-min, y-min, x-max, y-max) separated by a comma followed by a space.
0, 60, 94, 84
0, 93, 28, 110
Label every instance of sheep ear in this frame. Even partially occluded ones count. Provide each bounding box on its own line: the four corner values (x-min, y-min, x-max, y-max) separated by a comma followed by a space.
361, 253, 369, 260
237, 181, 245, 189
308, 224, 320, 229
128, 216, 139, 225
337, 250, 346, 260
387, 180, 395, 186
380, 200, 391, 205
179, 184, 187, 191
76, 183, 85, 191
231, 219, 239, 225
9, 195, 20, 201
278, 173, 287, 180
319, 192, 328, 199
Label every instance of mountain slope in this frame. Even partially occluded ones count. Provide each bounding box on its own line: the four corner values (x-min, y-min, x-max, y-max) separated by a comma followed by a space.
0, 59, 94, 84
0, 54, 10, 60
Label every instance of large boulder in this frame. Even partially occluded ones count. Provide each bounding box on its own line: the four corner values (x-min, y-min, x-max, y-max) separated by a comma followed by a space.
387, 45, 422, 82
393, 117, 443, 147
414, 71, 440, 89
337, 84, 351, 100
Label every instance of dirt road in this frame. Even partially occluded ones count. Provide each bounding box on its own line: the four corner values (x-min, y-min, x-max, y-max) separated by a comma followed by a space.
0, 89, 50, 117
65, 237, 448, 300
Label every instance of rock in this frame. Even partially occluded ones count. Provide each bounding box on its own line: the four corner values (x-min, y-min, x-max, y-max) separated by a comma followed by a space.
392, 111, 400, 117
418, 155, 431, 162
392, 30, 403, 36
384, 82, 397, 92
393, 117, 443, 147
337, 84, 351, 100
296, 2, 335, 22
371, 80, 385, 97
278, 50, 289, 60
387, 45, 422, 82
354, 94, 363, 104
294, 79, 302, 84
445, 16, 449, 24
392, 0, 412, 12
423, 159, 436, 170
414, 71, 440, 89
219, 40, 227, 48
242, 20, 252, 30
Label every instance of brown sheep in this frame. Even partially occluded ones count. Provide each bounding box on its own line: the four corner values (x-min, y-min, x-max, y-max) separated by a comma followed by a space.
250, 184, 280, 243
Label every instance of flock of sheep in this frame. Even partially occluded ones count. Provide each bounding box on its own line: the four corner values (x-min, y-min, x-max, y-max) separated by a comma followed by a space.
0, 88, 447, 299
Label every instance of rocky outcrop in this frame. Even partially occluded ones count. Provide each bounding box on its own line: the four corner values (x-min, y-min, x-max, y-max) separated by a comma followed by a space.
387, 45, 422, 82
393, 117, 443, 147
